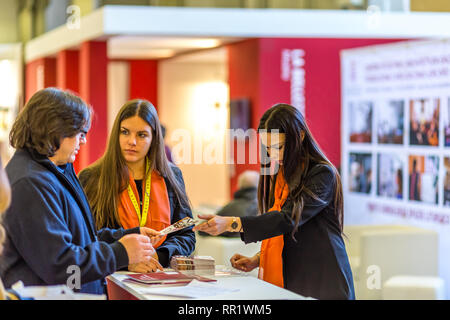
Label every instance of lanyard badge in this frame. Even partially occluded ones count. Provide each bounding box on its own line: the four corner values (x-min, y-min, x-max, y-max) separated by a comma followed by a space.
127, 158, 151, 227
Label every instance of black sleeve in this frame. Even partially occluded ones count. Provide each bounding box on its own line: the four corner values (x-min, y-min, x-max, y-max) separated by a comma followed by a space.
97, 227, 141, 243
241, 164, 335, 244
156, 166, 196, 267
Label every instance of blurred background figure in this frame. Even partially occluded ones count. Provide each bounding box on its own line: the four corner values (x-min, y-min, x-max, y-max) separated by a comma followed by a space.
160, 124, 173, 163
200, 170, 259, 238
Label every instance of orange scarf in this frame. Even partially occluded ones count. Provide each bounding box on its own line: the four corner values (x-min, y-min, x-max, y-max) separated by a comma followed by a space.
118, 170, 171, 248
258, 170, 289, 288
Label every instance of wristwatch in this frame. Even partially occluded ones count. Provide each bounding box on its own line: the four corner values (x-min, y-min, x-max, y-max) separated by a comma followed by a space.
231, 217, 238, 231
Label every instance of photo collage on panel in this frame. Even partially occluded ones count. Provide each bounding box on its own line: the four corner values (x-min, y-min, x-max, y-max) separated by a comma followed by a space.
348, 96, 446, 206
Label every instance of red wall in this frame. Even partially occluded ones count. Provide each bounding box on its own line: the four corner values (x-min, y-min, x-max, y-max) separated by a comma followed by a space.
24, 37, 407, 198
129, 60, 158, 107
227, 38, 406, 196
57, 50, 80, 94
227, 40, 262, 195
79, 41, 108, 169
25, 53, 160, 173
25, 57, 56, 102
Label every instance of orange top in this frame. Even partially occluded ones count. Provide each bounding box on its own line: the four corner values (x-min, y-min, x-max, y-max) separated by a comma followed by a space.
118, 170, 171, 248
258, 170, 289, 288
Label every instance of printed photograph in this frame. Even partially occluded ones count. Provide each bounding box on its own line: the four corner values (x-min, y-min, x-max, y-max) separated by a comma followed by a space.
444, 157, 450, 207
349, 152, 372, 194
377, 100, 404, 144
444, 98, 450, 147
409, 98, 439, 147
349, 101, 373, 143
377, 153, 404, 199
408, 155, 439, 204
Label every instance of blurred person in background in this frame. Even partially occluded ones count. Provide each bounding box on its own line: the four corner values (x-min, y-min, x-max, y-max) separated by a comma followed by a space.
199, 170, 259, 238
160, 124, 173, 163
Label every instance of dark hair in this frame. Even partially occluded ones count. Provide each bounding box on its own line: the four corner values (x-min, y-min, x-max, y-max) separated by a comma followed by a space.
258, 103, 344, 237
9, 88, 91, 157
80, 99, 191, 229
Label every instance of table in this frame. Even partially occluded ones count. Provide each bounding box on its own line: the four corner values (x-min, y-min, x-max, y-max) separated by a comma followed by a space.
106, 268, 309, 300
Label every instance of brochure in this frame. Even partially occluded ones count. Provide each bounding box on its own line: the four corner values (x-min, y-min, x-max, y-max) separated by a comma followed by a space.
124, 271, 216, 286
159, 217, 204, 235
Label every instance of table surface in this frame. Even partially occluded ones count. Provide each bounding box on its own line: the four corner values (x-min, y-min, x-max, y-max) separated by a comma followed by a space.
107, 268, 310, 300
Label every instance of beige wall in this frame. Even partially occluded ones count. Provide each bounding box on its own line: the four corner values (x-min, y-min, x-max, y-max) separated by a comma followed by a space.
0, 0, 19, 43
158, 51, 230, 208
184, 0, 243, 7
107, 61, 129, 135
411, 0, 450, 12
149, 0, 183, 6
71, 0, 98, 16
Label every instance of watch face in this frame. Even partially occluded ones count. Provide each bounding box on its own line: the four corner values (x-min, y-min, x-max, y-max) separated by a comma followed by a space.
231, 221, 238, 230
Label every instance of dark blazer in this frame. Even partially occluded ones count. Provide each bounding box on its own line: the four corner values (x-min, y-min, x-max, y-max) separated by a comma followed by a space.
78, 163, 196, 268
0, 148, 137, 294
240, 163, 355, 300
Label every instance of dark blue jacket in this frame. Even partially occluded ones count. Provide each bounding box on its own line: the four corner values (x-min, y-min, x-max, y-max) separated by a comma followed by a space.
0, 148, 138, 294
241, 163, 355, 300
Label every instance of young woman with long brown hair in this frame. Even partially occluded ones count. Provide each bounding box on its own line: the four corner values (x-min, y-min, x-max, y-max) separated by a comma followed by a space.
79, 99, 195, 273
194, 103, 354, 300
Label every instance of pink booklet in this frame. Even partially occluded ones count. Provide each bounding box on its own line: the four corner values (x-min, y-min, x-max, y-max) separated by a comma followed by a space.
124, 271, 216, 286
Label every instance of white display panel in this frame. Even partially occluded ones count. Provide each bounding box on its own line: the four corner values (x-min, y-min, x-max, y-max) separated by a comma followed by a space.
341, 39, 450, 298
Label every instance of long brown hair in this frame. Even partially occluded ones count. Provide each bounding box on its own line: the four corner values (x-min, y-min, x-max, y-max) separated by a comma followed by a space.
257, 104, 344, 237
80, 99, 190, 229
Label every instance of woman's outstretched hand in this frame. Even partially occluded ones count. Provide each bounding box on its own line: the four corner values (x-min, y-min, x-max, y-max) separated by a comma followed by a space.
193, 213, 233, 236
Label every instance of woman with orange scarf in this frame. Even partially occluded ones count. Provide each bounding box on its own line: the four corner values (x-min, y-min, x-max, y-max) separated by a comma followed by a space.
79, 100, 195, 273
194, 104, 355, 300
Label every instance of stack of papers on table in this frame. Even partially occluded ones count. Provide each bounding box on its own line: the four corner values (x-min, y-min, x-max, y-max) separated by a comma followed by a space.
136, 280, 239, 299
123, 271, 216, 286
